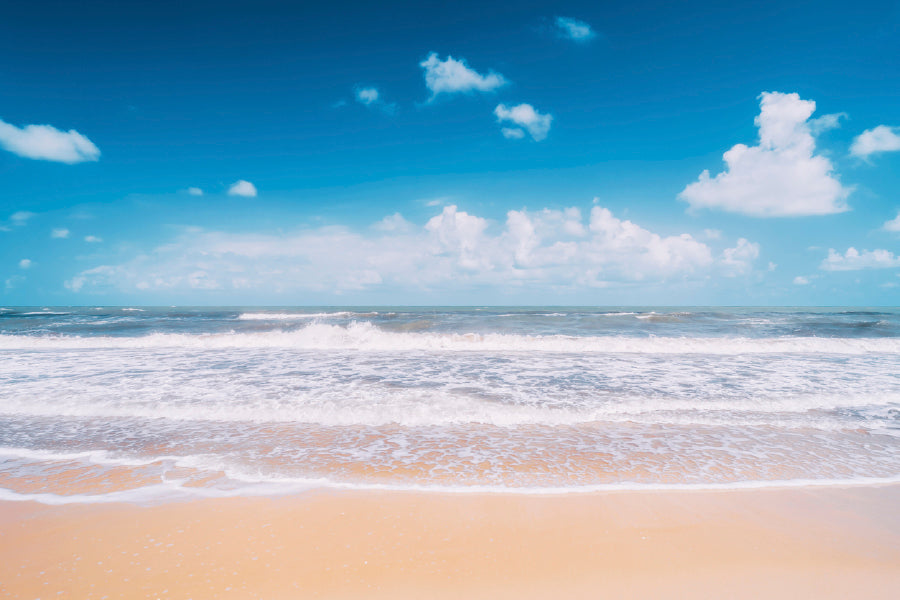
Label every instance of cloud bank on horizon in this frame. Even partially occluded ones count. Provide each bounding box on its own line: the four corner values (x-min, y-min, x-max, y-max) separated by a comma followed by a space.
65, 203, 758, 297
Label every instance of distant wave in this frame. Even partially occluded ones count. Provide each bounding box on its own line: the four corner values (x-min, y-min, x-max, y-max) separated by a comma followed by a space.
1, 321, 900, 353
237, 311, 374, 320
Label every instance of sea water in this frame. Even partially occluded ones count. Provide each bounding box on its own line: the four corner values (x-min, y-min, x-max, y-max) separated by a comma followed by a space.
1, 306, 899, 503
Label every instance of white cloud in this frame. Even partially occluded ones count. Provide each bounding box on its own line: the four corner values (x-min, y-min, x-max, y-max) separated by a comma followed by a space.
850, 125, 900, 158
501, 128, 525, 139
84, 235, 103, 243
420, 53, 507, 99
808, 112, 846, 135
355, 87, 379, 105
703, 229, 722, 240
352, 86, 397, 114
719, 238, 760, 276
425, 205, 492, 271
555, 16, 596, 42
372, 213, 413, 233
5, 275, 24, 291
67, 204, 758, 297
884, 212, 900, 232
18, 259, 32, 269
0, 118, 100, 163
793, 276, 811, 285
10, 211, 34, 224
227, 180, 257, 197
51, 228, 70, 239
679, 92, 850, 216
820, 247, 900, 271
187, 187, 203, 196
495, 104, 553, 141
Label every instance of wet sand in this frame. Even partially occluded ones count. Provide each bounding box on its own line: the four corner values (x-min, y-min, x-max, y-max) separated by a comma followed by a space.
2, 485, 899, 599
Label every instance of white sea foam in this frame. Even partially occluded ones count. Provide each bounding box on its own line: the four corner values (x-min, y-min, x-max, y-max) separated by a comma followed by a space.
2, 308, 898, 502
2, 474, 900, 506
0, 447, 181, 467
1, 321, 900, 353
237, 311, 373, 320
1, 387, 896, 428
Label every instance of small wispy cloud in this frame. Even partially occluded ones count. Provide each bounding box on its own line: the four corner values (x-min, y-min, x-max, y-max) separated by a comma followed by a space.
0, 118, 100, 163
84, 235, 103, 243
884, 212, 900, 233
227, 180, 257, 197
851, 125, 900, 159
18, 259, 32, 269
420, 53, 507, 99
353, 86, 397, 114
808, 112, 846, 135
187, 187, 203, 196
11, 211, 35, 224
554, 16, 597, 42
355, 87, 380, 105
501, 128, 526, 140
5, 275, 24, 291
51, 228, 70, 239
495, 103, 553, 141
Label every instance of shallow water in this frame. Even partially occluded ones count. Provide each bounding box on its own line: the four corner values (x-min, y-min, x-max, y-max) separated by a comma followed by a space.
1, 306, 899, 502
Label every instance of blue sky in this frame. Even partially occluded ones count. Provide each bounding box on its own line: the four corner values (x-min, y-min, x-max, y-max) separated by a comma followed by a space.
1, 0, 899, 305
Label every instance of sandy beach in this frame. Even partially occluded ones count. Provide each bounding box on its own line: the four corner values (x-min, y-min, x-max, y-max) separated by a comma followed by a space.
2, 484, 899, 599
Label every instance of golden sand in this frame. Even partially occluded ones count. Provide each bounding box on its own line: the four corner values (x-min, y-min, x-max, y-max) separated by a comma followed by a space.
2, 485, 899, 599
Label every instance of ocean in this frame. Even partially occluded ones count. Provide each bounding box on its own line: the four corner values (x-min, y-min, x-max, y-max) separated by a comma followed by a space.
1, 306, 899, 503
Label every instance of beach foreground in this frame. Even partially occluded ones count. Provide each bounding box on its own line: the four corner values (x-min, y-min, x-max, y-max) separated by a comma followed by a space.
2, 485, 899, 599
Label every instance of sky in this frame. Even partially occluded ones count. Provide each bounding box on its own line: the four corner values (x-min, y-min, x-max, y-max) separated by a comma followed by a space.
1, 0, 899, 306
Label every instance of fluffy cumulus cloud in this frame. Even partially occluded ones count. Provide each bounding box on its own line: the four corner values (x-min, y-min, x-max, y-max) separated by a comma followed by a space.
495, 104, 553, 141
554, 17, 596, 42
851, 125, 900, 158
0, 118, 100, 163
884, 212, 900, 233
66, 204, 760, 297
51, 228, 70, 239
679, 92, 850, 217
420, 53, 507, 98
227, 180, 257, 197
820, 248, 900, 271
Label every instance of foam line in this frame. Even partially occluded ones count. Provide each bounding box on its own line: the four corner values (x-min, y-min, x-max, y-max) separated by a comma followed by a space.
2, 321, 899, 353
3, 475, 900, 506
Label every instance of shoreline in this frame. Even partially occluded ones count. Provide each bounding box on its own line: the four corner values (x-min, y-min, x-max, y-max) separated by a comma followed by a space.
3, 484, 899, 598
